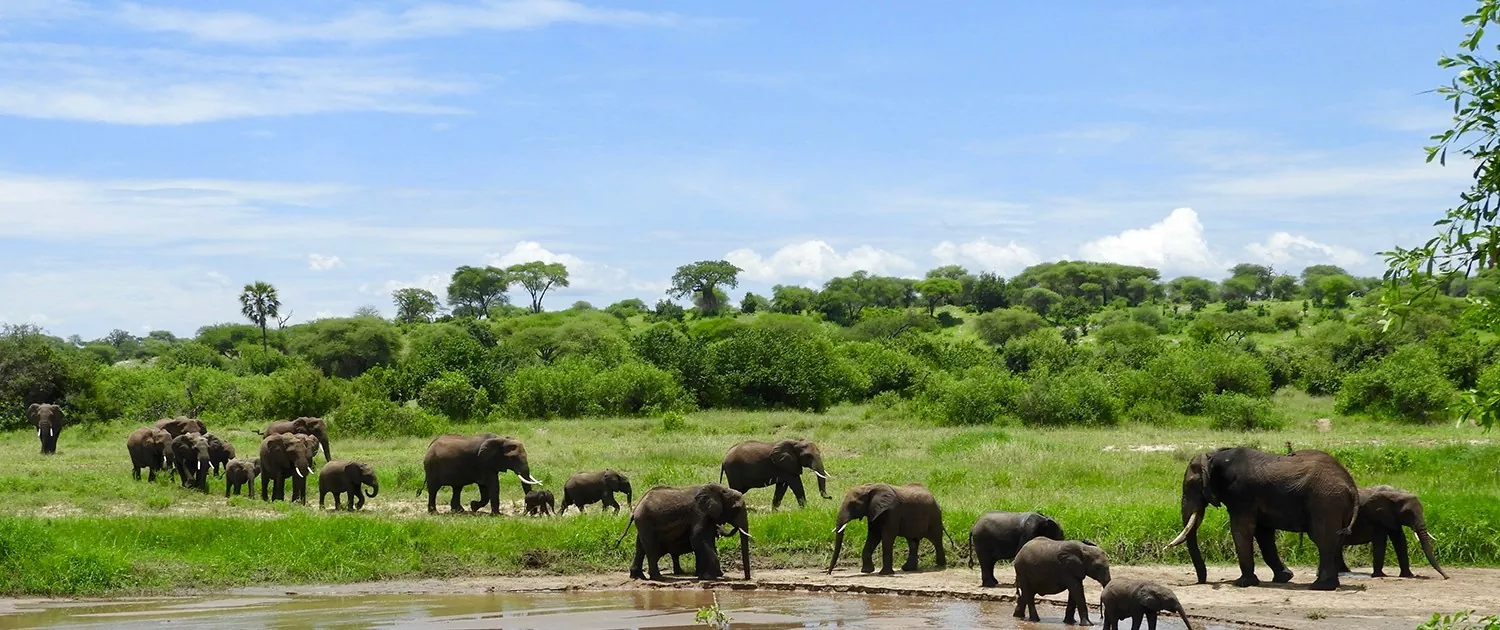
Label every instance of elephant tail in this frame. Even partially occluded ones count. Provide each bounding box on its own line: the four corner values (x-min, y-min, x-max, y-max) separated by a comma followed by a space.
719, 466, 725, 484
613, 516, 637, 550
1339, 505, 1357, 537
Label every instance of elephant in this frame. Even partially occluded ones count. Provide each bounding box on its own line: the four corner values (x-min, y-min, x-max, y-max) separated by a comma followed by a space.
126, 427, 173, 481
224, 458, 260, 498
421, 433, 542, 514
155, 416, 206, 438
559, 469, 633, 515
259, 433, 317, 503
1339, 485, 1448, 579
619, 483, 752, 581
720, 439, 831, 509
204, 433, 236, 476
968, 510, 1066, 587
1013, 538, 1112, 625
827, 482, 947, 576
171, 433, 211, 492
1164, 446, 1357, 591
28, 403, 64, 454
525, 489, 556, 516
263, 417, 331, 462
1101, 578, 1192, 630
318, 460, 379, 510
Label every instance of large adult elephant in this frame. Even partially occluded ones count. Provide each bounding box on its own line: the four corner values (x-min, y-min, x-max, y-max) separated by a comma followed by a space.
155, 416, 206, 438
28, 403, 64, 454
1165, 446, 1357, 590
421, 433, 542, 514
968, 511, 1066, 587
560, 469, 633, 515
126, 427, 173, 481
619, 483, 752, 581
171, 433, 211, 492
827, 482, 947, 575
1340, 485, 1447, 579
259, 433, 317, 503
263, 417, 331, 462
719, 439, 831, 509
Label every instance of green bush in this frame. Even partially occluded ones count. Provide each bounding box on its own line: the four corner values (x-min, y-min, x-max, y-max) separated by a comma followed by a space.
1092, 321, 1165, 368
631, 323, 711, 405
1131, 345, 1271, 414
705, 328, 849, 412
157, 342, 226, 370
502, 362, 598, 419
838, 342, 929, 399
1271, 309, 1303, 331
330, 398, 446, 437
1002, 329, 1078, 374
1295, 352, 1344, 395
418, 371, 478, 420
927, 367, 1025, 425
261, 363, 342, 420
590, 362, 689, 416
0, 326, 99, 428
1203, 392, 1285, 431
1336, 345, 1458, 423
1014, 367, 1120, 427
974, 308, 1047, 347
285, 317, 401, 378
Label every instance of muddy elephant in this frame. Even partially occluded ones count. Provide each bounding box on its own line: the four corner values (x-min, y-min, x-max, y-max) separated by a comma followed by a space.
126, 427, 173, 481
171, 433, 211, 492
421, 433, 542, 514
263, 417, 331, 462
1340, 485, 1447, 579
621, 483, 752, 581
525, 489, 556, 516
1165, 446, 1357, 591
203, 433, 235, 476
827, 482, 947, 575
1013, 538, 1112, 625
155, 416, 206, 438
260, 433, 317, 503
318, 460, 379, 510
1101, 578, 1191, 630
969, 510, 1066, 588
560, 469, 633, 515
28, 403, 64, 454
720, 439, 831, 509
225, 458, 260, 498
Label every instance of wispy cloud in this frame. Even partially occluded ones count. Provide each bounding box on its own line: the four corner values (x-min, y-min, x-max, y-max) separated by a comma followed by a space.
307, 254, 344, 271
727, 241, 916, 283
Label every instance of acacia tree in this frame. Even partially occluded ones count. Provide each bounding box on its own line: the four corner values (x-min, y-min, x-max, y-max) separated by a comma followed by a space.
915, 277, 962, 316
507, 261, 570, 313
392, 288, 442, 324
668, 260, 740, 316
446, 265, 510, 318
239, 281, 280, 351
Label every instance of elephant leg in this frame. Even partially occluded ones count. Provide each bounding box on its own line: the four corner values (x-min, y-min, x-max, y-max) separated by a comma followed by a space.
133, 467, 141, 481
148, 468, 157, 482
470, 482, 488, 513
692, 524, 723, 579
321, 491, 328, 509
449, 486, 464, 513
879, 526, 897, 575
978, 547, 998, 587
788, 476, 807, 508
1311, 530, 1343, 591
1230, 513, 1260, 587
355, 491, 366, 511
630, 537, 647, 580
902, 537, 919, 571
1390, 529, 1415, 577
260, 473, 269, 501
604, 496, 619, 514
860, 529, 879, 574
672, 554, 686, 575
225, 481, 231, 499
1370, 530, 1388, 577
1145, 610, 1157, 630
295, 477, 307, 504
771, 482, 788, 510
1255, 525, 1293, 583
931, 533, 946, 568
1013, 589, 1029, 619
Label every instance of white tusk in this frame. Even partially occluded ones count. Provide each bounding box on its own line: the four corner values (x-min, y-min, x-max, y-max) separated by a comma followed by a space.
737, 527, 753, 539
49, 428, 54, 437
37, 429, 41, 438
294, 468, 304, 478
812, 470, 830, 480
835, 522, 849, 534
1164, 511, 1202, 550
521, 475, 542, 485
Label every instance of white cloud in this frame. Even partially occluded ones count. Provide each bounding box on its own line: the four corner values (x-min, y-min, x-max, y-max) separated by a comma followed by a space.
1078, 207, 1221, 275
307, 254, 343, 271
931, 239, 1041, 275
1246, 233, 1367, 268
486, 241, 650, 292
726, 240, 916, 283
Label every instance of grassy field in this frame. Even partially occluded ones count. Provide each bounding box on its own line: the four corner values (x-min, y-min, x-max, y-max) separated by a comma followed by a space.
1, 394, 1497, 596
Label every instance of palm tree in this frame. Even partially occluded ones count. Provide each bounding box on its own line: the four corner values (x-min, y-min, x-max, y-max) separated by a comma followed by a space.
239, 281, 281, 351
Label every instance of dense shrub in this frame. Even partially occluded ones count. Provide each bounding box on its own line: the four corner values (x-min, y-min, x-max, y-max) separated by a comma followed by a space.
1002, 329, 1078, 374
0, 326, 99, 428
706, 328, 848, 412
590, 362, 689, 416
1204, 392, 1285, 431
1271, 309, 1303, 331
285, 317, 401, 378
398, 324, 504, 401
631, 323, 711, 405
502, 362, 597, 419
1093, 321, 1165, 368
1336, 345, 1458, 423
1131, 344, 1271, 414
926, 366, 1025, 425
838, 341, 929, 399
974, 308, 1047, 347
261, 363, 342, 420
418, 371, 478, 420
157, 342, 226, 370
330, 398, 445, 437
1014, 367, 1119, 427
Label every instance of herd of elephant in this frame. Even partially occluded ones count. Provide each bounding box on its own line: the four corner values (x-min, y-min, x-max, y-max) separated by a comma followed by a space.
26, 402, 1448, 628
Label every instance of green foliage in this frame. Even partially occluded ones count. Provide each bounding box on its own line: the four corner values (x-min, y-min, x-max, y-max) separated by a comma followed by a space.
926, 366, 1025, 425
705, 328, 848, 412
1014, 367, 1120, 427
502, 362, 597, 419
838, 341, 930, 399
973, 308, 1047, 347
589, 362, 690, 416
392, 288, 442, 324
1002, 329, 1078, 374
418, 371, 478, 420
331, 398, 445, 437
668, 260, 741, 315
1337, 345, 1459, 423
0, 325, 99, 428
261, 363, 342, 420
1126, 344, 1272, 415
446, 265, 510, 318
739, 292, 770, 314
506, 261, 570, 313
286, 317, 401, 378
770, 285, 818, 314
1418, 611, 1500, 630
238, 281, 280, 350
1203, 392, 1285, 431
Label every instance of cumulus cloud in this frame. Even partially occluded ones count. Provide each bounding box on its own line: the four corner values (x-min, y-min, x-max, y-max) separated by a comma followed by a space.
1246, 233, 1367, 268
486, 241, 652, 292
930, 239, 1041, 275
307, 254, 343, 271
726, 241, 916, 283
1078, 207, 1220, 275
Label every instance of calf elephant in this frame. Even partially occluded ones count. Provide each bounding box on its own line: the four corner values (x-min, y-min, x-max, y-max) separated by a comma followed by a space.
260, 433, 317, 503
171, 433, 211, 492
28, 403, 64, 454
318, 460, 379, 510
204, 433, 235, 476
224, 458, 260, 498
1013, 538, 1112, 625
126, 427, 173, 481
263, 417, 331, 462
560, 469, 633, 515
421, 433, 542, 514
1101, 578, 1191, 630
827, 482, 947, 575
155, 416, 206, 438
720, 439, 831, 509
525, 489, 556, 516
1340, 485, 1447, 579
621, 483, 752, 581
969, 511, 1066, 587
1165, 446, 1357, 590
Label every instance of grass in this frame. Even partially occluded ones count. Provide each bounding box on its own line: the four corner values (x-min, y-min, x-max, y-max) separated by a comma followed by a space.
0, 397, 1497, 595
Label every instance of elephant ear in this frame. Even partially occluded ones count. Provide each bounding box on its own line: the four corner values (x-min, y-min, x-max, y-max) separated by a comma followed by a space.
770, 441, 797, 472
345, 463, 364, 487
1058, 547, 1086, 579
868, 485, 898, 523
694, 486, 724, 521
1198, 453, 1221, 507
27, 403, 40, 422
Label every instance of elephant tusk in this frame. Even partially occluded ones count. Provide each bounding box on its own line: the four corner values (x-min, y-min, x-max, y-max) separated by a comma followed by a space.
36, 429, 41, 438
521, 475, 542, 485
834, 522, 849, 534
294, 468, 304, 478
736, 527, 753, 539
812, 470, 830, 480
1164, 511, 1202, 550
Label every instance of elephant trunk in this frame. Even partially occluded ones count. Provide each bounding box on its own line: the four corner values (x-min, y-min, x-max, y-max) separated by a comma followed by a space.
740, 530, 752, 580
1416, 527, 1448, 579
814, 465, 830, 500
828, 510, 852, 574
625, 489, 633, 510
1176, 606, 1193, 630
367, 477, 380, 498
320, 437, 331, 462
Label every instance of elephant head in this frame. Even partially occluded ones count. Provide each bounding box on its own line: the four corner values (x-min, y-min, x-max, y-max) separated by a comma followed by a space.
290, 417, 331, 461
772, 439, 831, 499
1363, 485, 1447, 579
1166, 450, 1220, 583
1135, 582, 1190, 628
603, 468, 633, 508
172, 433, 211, 483
345, 461, 380, 498
28, 403, 62, 437
1027, 512, 1066, 543
1062, 540, 1112, 587
147, 428, 172, 468
267, 433, 316, 480
695, 484, 752, 580
827, 483, 897, 573
477, 436, 542, 490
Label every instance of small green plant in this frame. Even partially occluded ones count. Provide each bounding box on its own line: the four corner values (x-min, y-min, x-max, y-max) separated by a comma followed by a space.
1418, 611, 1500, 630
660, 410, 687, 432
1307, 611, 1328, 620
694, 592, 731, 629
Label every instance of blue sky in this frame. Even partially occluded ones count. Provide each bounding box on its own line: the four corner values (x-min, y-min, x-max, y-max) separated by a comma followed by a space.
0, 0, 1478, 338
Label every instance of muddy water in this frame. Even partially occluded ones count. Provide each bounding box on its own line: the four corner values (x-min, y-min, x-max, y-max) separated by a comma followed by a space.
0, 590, 1214, 629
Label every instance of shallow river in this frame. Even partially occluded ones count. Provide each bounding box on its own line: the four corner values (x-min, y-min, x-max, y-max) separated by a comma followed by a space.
0, 590, 1216, 629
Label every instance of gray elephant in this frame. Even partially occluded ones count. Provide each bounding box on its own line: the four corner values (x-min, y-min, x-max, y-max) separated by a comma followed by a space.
421, 433, 542, 514
1164, 446, 1357, 590
318, 460, 379, 510
1340, 485, 1447, 579
620, 483, 752, 581
204, 433, 236, 476
224, 458, 260, 498
525, 489, 556, 516
560, 469, 633, 515
1013, 538, 1112, 625
720, 439, 831, 509
171, 433, 211, 492
259, 433, 317, 503
969, 511, 1066, 587
827, 482, 947, 575
263, 417, 331, 462
155, 416, 206, 438
28, 403, 64, 454
1101, 578, 1191, 630
126, 427, 172, 481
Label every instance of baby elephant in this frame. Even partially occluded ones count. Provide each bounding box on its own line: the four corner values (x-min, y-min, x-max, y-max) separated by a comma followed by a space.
224, 458, 261, 498
1014, 538, 1112, 625
204, 433, 236, 477
1341, 485, 1447, 579
525, 489, 556, 516
560, 469, 633, 515
1101, 579, 1191, 630
969, 511, 1066, 588
318, 460, 380, 510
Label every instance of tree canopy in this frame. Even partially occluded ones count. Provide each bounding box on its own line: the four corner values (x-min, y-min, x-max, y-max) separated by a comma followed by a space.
668, 260, 741, 315
507, 261, 570, 313
446, 266, 510, 318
